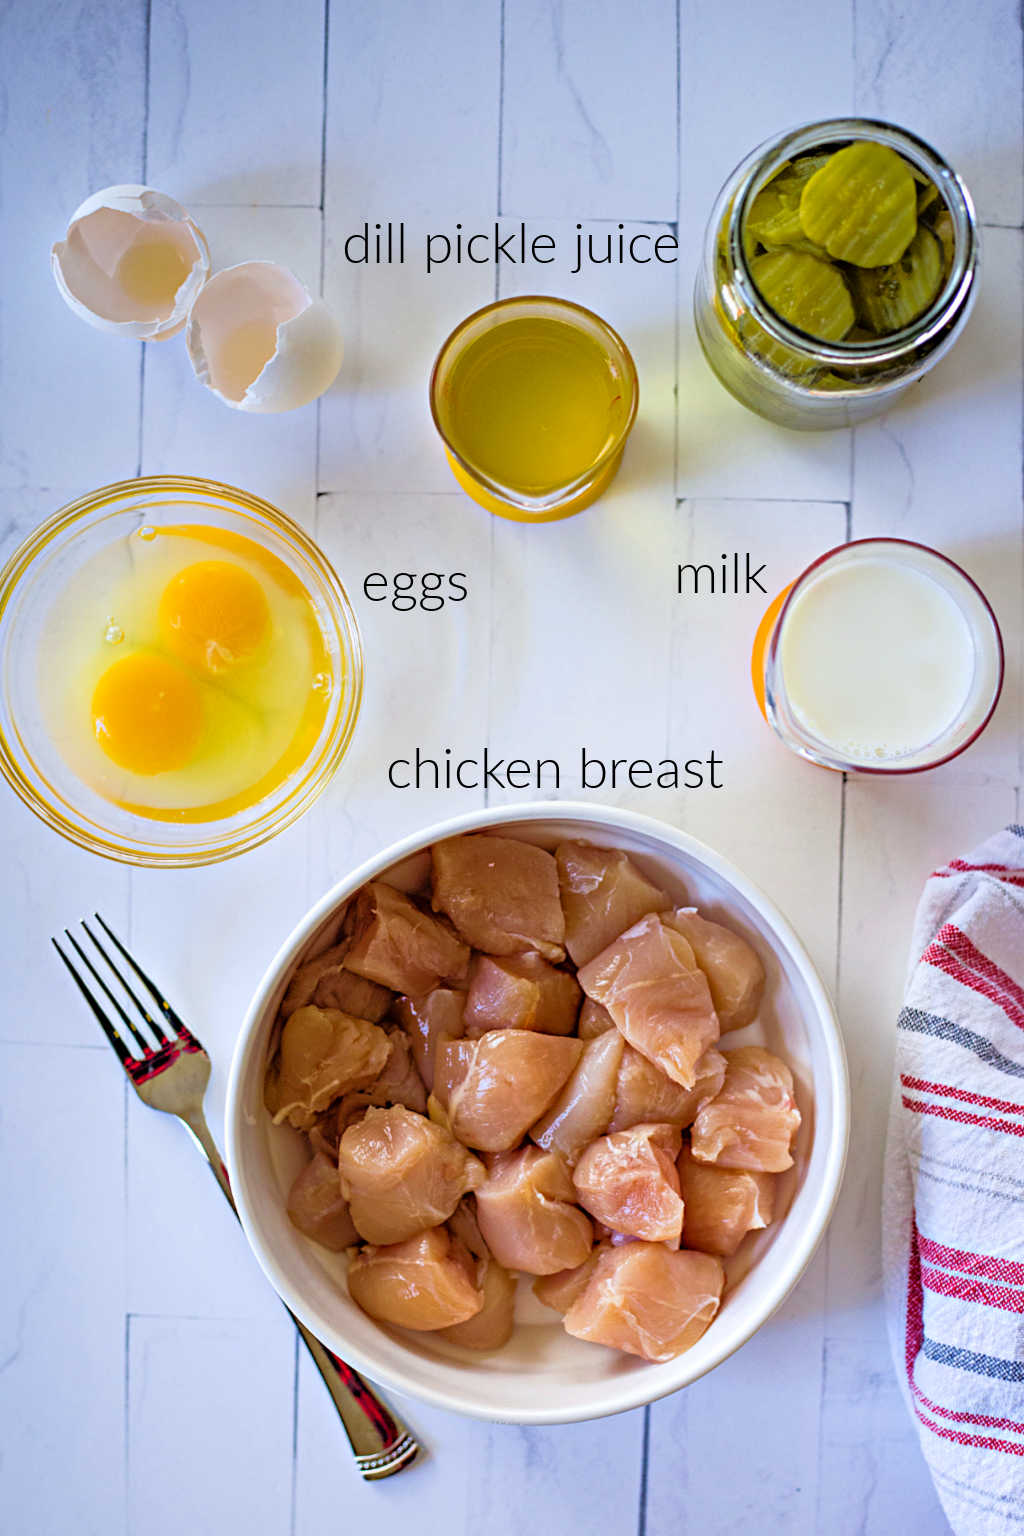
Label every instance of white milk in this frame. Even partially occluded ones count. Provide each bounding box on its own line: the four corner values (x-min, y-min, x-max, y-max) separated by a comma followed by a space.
778, 556, 975, 762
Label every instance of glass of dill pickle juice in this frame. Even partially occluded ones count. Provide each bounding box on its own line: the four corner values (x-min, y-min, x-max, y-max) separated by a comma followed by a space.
430, 296, 639, 521
694, 118, 979, 429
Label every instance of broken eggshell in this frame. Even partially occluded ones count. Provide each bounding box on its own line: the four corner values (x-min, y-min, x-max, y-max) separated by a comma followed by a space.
186, 261, 343, 413
51, 184, 210, 341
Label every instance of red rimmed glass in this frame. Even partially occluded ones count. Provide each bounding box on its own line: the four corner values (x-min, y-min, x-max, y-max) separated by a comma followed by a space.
760, 538, 1003, 775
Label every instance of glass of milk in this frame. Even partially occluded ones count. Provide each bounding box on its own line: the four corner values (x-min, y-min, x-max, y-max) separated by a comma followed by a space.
760, 539, 1003, 773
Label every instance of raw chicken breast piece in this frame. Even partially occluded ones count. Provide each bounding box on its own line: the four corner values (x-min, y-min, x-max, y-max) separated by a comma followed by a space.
370, 1028, 428, 1114
678, 1145, 775, 1256
286, 1151, 360, 1250
392, 987, 465, 1091
556, 841, 669, 967
690, 1047, 801, 1172
533, 1244, 607, 1313
578, 998, 616, 1038
348, 1227, 483, 1331
578, 914, 720, 1089
282, 941, 392, 1022
431, 835, 566, 961
439, 1258, 516, 1350
339, 1104, 485, 1244
531, 1030, 624, 1165
664, 909, 765, 1031
266, 1006, 390, 1129
608, 1046, 726, 1134
331, 1028, 429, 1127
464, 951, 581, 1037
476, 1144, 594, 1275
572, 1123, 684, 1245
344, 882, 469, 994
447, 1196, 489, 1259
563, 1243, 724, 1362
436, 1030, 582, 1152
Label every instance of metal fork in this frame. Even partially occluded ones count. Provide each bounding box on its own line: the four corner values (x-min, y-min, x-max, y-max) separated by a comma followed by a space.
52, 915, 419, 1482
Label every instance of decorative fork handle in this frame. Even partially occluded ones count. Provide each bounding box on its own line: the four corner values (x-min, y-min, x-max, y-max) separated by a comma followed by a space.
180, 1108, 419, 1480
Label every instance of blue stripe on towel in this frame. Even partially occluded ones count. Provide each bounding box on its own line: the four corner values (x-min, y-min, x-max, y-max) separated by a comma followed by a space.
899, 1007, 1024, 1080
923, 1336, 1024, 1384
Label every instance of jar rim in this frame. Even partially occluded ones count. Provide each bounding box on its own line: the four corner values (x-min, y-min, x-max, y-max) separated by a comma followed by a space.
726, 117, 979, 369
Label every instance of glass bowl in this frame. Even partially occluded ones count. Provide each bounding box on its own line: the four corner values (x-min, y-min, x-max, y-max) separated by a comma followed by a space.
0, 476, 363, 866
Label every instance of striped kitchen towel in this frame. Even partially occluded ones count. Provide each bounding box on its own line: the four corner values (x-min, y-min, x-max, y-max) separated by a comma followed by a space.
884, 826, 1024, 1535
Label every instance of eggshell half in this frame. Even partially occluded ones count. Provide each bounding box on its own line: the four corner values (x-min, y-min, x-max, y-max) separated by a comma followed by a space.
51, 184, 210, 341
186, 261, 343, 413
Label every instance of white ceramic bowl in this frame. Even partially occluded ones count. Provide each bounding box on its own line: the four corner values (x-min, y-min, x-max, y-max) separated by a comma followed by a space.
226, 803, 848, 1424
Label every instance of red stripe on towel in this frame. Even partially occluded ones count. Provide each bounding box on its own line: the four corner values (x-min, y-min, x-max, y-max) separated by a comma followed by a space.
916, 1231, 1024, 1287
922, 1265, 1024, 1315
921, 943, 1024, 1035
901, 1074, 1024, 1118
902, 1095, 1024, 1140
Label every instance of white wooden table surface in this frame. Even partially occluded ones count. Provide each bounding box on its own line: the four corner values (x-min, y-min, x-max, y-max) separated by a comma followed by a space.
1, 2, 1021, 1532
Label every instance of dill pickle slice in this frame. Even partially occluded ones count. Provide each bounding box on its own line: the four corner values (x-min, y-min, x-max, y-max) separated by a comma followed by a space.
799, 142, 918, 267
931, 208, 955, 280
750, 249, 855, 343
916, 178, 940, 217
745, 155, 831, 255
850, 225, 943, 333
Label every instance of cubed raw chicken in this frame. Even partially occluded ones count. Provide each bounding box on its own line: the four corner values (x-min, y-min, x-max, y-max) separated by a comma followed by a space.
664, 909, 765, 1031
572, 1123, 684, 1244
431, 835, 566, 960
286, 1151, 360, 1250
690, 1047, 801, 1172
332, 1028, 429, 1125
447, 1196, 489, 1259
435, 1031, 582, 1152
677, 1145, 776, 1256
371, 1028, 428, 1113
556, 842, 669, 967
338, 1104, 485, 1245
578, 998, 616, 1038
532, 1244, 607, 1313
282, 942, 392, 1022
348, 1227, 483, 1331
563, 1244, 724, 1362
266, 1006, 390, 1129
578, 914, 720, 1089
439, 1257, 516, 1350
344, 882, 469, 994
392, 987, 466, 1091
464, 952, 581, 1037
531, 1030, 624, 1165
475, 1144, 594, 1274
608, 1046, 726, 1134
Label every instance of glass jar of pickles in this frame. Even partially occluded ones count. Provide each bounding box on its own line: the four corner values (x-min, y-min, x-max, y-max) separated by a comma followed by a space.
694, 119, 979, 429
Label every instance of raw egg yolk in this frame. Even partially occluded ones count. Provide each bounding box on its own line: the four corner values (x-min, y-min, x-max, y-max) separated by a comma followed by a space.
159, 560, 270, 674
92, 653, 203, 775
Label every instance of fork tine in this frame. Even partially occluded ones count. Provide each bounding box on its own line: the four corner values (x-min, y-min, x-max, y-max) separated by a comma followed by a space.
65, 929, 157, 1055
92, 914, 188, 1039
51, 937, 133, 1068
81, 921, 169, 1046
